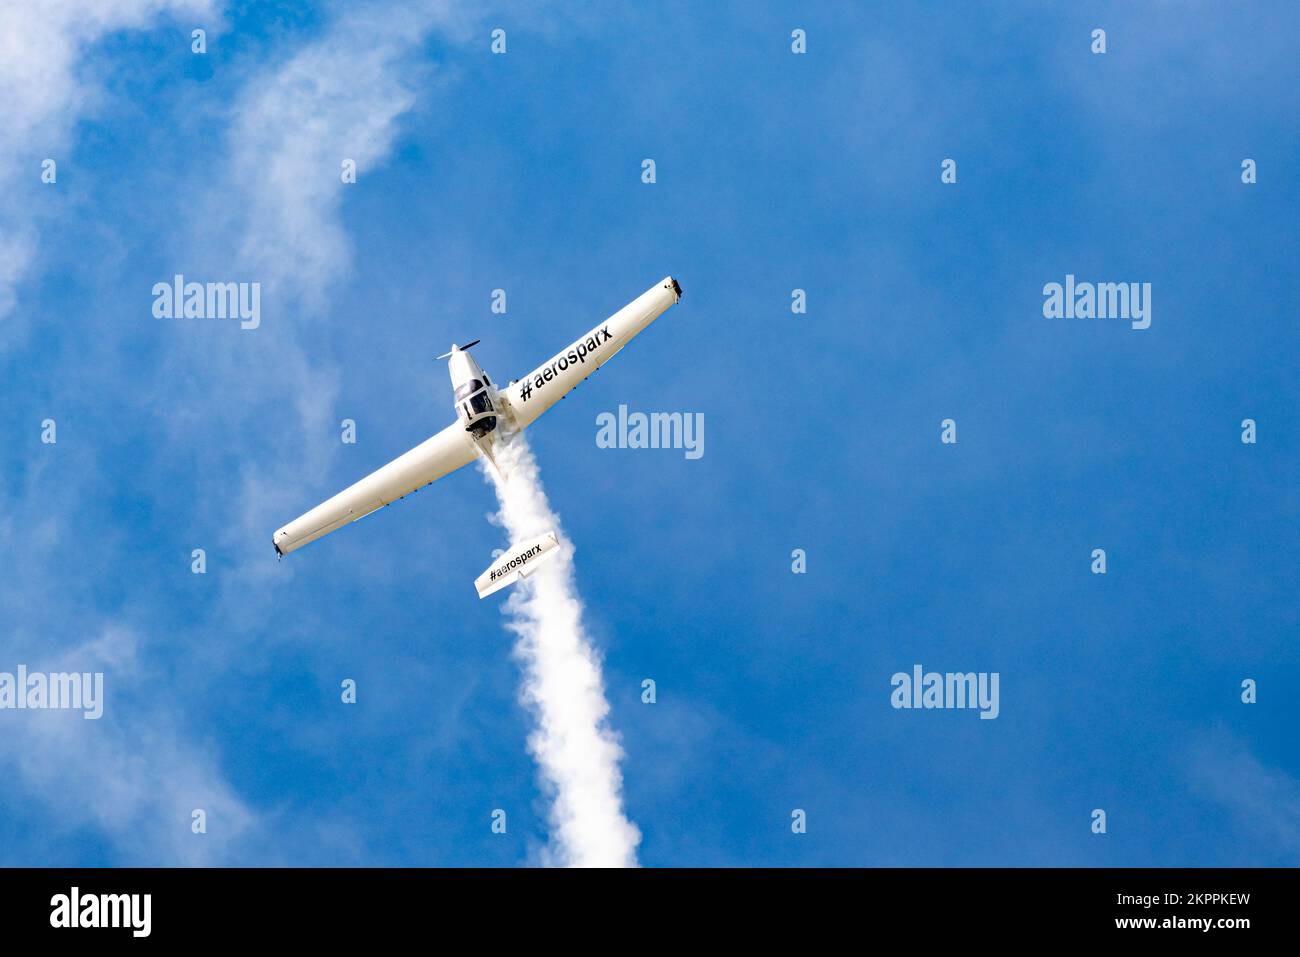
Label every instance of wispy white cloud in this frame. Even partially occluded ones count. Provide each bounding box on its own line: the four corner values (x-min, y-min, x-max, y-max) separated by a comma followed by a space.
0, 0, 220, 344
1189, 726, 1300, 862
3, 0, 491, 862
222, 8, 436, 302
0, 0, 258, 866
178, 1, 487, 568
0, 625, 255, 865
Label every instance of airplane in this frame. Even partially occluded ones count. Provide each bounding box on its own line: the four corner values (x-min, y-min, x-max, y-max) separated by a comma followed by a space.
271, 276, 683, 558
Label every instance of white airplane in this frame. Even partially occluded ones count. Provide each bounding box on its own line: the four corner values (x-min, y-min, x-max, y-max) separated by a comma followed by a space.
272, 276, 683, 557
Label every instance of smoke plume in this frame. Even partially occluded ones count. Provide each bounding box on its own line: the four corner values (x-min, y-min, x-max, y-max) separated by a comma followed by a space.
482, 431, 640, 867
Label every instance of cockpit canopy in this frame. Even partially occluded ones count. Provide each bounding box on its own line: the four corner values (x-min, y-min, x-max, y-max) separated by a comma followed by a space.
454, 378, 498, 436
454, 378, 484, 401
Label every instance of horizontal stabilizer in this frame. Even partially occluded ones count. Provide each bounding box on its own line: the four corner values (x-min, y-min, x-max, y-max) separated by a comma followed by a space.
475, 531, 560, 599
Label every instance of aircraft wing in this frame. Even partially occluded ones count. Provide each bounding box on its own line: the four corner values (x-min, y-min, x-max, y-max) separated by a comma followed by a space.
273, 421, 477, 556
502, 276, 681, 429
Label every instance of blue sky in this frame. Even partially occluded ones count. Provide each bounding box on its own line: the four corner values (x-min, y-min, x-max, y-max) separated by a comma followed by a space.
0, 0, 1296, 866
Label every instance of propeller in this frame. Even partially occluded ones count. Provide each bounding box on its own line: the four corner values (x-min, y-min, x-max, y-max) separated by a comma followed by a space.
436, 339, 481, 360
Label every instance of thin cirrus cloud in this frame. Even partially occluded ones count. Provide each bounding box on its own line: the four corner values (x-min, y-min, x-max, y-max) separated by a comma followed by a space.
1188, 726, 1300, 863
194, 3, 468, 562
0, 0, 493, 864
1, 626, 256, 865
0, 0, 221, 346
0, 0, 254, 868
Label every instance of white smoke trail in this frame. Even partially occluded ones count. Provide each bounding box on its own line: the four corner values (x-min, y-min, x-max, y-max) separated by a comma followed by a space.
482, 431, 641, 867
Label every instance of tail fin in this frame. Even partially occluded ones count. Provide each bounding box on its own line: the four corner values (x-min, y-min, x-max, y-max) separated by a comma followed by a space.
475, 531, 559, 599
